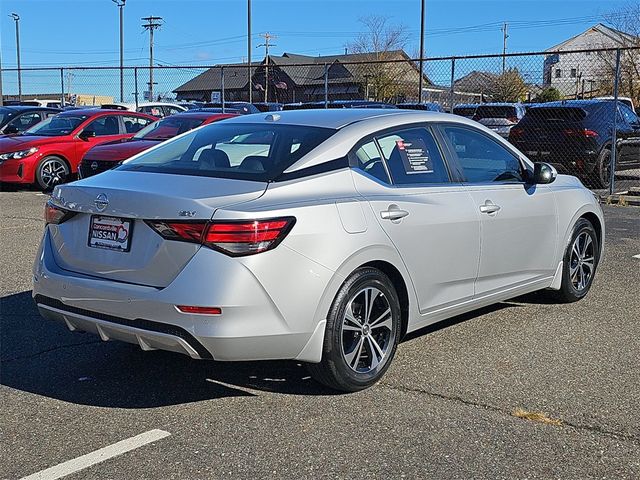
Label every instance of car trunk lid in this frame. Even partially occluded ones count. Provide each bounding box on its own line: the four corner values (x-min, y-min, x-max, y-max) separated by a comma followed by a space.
48, 170, 267, 287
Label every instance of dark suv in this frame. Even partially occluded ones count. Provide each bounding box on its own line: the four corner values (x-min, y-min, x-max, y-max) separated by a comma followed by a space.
509, 99, 640, 188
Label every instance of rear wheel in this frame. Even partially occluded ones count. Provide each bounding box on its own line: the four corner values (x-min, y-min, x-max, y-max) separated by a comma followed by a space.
555, 218, 599, 303
36, 156, 70, 191
307, 267, 401, 392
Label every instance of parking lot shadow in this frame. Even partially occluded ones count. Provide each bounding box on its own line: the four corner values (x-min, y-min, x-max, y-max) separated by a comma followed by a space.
0, 291, 338, 409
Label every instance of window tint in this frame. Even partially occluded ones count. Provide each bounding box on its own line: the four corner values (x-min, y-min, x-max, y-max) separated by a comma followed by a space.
376, 127, 449, 185
85, 115, 121, 136
118, 123, 335, 182
354, 140, 389, 183
443, 126, 524, 183
619, 104, 638, 124
140, 106, 164, 118
166, 106, 184, 116
7, 112, 42, 132
123, 115, 153, 134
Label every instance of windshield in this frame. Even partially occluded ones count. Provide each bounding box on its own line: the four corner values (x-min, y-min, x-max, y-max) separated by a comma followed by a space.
118, 123, 336, 182
23, 115, 86, 136
134, 116, 206, 140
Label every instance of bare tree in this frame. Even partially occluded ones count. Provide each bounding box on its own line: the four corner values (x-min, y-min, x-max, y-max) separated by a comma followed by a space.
347, 16, 416, 101
598, 3, 640, 104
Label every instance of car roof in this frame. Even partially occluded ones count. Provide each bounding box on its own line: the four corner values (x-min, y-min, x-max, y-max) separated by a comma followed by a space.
0, 105, 60, 112
476, 103, 522, 107
58, 108, 146, 117
529, 99, 610, 108
453, 104, 479, 108
170, 111, 235, 120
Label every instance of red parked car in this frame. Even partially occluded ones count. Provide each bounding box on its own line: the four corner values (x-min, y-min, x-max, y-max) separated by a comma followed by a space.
79, 111, 238, 178
0, 109, 156, 190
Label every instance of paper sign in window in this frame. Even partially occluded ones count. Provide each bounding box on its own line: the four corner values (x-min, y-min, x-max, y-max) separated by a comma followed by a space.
396, 139, 434, 174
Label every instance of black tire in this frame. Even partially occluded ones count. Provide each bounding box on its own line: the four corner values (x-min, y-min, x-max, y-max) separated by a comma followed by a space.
306, 267, 401, 392
554, 218, 600, 303
35, 156, 70, 191
595, 148, 611, 190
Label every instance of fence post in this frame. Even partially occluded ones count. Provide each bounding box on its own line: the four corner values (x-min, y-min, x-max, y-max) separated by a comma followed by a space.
324, 63, 329, 108
609, 48, 621, 195
221, 66, 225, 113
60, 68, 65, 107
134, 67, 139, 109
449, 57, 456, 113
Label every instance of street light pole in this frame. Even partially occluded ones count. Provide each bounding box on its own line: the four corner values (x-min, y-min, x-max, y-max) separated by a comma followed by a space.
113, 0, 126, 102
9, 13, 22, 101
418, 0, 425, 103
247, 0, 252, 103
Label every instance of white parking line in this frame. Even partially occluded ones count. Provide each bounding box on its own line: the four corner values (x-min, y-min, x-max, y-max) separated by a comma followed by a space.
633, 254, 640, 259
20, 429, 170, 480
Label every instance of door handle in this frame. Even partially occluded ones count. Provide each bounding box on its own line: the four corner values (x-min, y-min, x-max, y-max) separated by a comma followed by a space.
380, 205, 409, 221
479, 200, 501, 215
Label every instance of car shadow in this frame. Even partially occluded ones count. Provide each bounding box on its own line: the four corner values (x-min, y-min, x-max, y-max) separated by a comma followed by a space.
2, 290, 531, 408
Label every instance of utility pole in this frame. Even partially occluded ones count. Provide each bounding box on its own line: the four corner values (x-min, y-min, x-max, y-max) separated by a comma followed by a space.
113, 0, 126, 102
418, 0, 425, 103
247, 0, 252, 102
142, 16, 162, 101
257, 32, 276, 102
501, 22, 509, 73
10, 13, 22, 101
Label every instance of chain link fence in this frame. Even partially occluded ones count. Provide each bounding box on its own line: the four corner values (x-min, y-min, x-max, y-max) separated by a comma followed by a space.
1, 47, 639, 193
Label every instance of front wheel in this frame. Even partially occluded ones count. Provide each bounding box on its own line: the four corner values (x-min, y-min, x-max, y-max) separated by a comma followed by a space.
555, 218, 600, 303
36, 156, 70, 191
307, 267, 401, 392
595, 148, 611, 190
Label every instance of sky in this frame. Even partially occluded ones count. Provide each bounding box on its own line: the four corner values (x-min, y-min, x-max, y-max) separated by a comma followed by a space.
0, 0, 632, 99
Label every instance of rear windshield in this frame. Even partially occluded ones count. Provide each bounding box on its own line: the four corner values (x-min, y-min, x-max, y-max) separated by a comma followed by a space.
524, 107, 587, 123
118, 123, 336, 181
475, 106, 516, 118
134, 116, 205, 140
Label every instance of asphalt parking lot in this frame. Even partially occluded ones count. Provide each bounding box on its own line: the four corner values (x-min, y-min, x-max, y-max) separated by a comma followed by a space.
1, 189, 639, 479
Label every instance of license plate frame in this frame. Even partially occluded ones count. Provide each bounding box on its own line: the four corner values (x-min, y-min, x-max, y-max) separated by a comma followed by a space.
88, 215, 133, 252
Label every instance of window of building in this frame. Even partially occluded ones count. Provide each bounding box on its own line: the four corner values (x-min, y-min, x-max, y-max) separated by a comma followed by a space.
555, 69, 562, 79
570, 68, 577, 78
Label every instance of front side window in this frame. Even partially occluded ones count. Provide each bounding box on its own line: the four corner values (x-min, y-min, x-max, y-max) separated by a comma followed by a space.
84, 115, 121, 136
376, 127, 449, 185
442, 125, 524, 183
118, 123, 335, 182
354, 140, 389, 183
618, 103, 638, 125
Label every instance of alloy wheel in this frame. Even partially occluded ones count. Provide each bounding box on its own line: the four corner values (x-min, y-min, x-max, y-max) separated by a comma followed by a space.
569, 231, 595, 291
39, 158, 68, 189
340, 287, 395, 373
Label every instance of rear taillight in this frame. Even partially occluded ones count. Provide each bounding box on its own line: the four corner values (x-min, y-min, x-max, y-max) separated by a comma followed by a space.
563, 128, 598, 138
44, 200, 76, 225
509, 127, 524, 138
146, 217, 295, 257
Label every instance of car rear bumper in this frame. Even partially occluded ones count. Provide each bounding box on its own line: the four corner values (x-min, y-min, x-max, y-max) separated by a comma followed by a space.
33, 228, 329, 362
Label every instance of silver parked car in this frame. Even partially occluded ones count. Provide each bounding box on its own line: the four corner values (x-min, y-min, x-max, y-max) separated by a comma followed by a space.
33, 109, 604, 392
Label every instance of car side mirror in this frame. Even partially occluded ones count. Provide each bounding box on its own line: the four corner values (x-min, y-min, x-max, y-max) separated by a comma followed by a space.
79, 129, 96, 141
531, 162, 557, 185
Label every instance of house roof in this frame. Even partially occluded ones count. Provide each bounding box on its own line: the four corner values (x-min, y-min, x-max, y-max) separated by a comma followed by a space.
545, 23, 638, 52
174, 49, 430, 93
454, 71, 498, 92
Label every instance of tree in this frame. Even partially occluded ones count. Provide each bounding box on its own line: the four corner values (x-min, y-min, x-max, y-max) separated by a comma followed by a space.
534, 87, 562, 103
597, 3, 640, 105
487, 68, 528, 102
347, 16, 414, 101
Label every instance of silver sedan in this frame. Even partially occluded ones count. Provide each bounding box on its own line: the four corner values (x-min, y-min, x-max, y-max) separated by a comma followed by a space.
33, 109, 604, 392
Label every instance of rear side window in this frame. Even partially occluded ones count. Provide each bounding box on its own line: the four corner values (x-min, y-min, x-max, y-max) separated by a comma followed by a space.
442, 125, 524, 183
375, 127, 449, 185
354, 140, 390, 183
118, 123, 335, 182
123, 115, 153, 133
